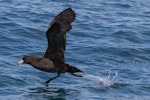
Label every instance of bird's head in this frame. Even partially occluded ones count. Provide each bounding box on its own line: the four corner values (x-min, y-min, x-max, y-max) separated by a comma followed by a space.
18, 56, 33, 64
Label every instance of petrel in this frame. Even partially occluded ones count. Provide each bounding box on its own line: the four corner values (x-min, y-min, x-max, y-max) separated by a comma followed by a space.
18, 8, 83, 86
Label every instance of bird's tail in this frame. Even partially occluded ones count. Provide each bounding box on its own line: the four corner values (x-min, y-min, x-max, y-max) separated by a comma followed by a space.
65, 63, 83, 73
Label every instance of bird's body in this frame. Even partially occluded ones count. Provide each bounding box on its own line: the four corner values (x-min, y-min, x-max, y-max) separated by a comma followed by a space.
18, 8, 83, 86
21, 56, 56, 73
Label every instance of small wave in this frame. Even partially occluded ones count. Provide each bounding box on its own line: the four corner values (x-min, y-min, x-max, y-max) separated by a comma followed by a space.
112, 30, 142, 43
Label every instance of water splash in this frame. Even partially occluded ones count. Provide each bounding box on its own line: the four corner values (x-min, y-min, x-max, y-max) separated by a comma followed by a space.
83, 71, 119, 86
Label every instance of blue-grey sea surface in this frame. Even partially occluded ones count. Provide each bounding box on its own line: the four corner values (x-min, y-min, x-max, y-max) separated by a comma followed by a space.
0, 0, 150, 100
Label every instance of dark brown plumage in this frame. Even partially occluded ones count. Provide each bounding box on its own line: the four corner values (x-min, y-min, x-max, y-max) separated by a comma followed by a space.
18, 8, 83, 86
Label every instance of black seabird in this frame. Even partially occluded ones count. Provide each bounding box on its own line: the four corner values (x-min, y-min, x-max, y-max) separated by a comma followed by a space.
18, 8, 83, 86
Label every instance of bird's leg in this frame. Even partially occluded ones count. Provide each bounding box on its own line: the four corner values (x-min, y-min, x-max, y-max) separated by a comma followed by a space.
43, 73, 60, 86
71, 73, 83, 77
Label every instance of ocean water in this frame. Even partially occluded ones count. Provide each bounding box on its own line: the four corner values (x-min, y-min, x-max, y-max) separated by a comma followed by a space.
0, 0, 150, 100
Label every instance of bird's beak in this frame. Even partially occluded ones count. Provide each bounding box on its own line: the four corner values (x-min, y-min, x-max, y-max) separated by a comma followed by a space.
17, 60, 24, 64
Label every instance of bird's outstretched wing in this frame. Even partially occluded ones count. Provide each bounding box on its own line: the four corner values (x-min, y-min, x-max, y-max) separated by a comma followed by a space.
44, 8, 76, 63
